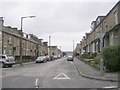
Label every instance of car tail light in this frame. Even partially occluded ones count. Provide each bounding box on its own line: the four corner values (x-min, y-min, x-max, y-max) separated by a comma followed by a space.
11, 59, 15, 62
10, 60, 12, 62
6, 60, 9, 62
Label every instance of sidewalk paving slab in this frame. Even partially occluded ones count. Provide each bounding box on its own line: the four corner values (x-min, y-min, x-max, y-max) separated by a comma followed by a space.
73, 58, 119, 82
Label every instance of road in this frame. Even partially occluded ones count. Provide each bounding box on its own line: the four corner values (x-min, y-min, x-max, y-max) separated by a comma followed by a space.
2, 57, 118, 88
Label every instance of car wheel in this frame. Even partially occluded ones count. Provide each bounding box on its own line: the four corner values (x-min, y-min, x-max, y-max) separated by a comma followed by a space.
1, 62, 5, 68
8, 65, 12, 67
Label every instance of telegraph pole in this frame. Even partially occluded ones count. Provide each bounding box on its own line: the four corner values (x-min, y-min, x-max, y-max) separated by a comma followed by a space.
73, 40, 74, 57
59, 46, 62, 57
49, 36, 51, 59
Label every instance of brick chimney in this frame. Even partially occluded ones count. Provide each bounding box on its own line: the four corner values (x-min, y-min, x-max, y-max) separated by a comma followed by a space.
43, 42, 48, 47
0, 17, 4, 30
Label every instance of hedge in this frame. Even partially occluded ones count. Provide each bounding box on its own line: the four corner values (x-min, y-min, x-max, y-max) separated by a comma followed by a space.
102, 45, 120, 72
80, 52, 97, 59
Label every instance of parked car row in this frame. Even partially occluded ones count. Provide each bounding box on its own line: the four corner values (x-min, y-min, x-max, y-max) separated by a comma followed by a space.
0, 54, 62, 68
35, 55, 61, 63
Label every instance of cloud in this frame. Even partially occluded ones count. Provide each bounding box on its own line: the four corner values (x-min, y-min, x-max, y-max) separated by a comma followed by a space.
0, 0, 119, 2
39, 32, 84, 51
0, 1, 118, 51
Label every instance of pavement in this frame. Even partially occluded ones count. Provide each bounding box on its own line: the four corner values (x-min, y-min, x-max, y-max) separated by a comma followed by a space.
73, 57, 119, 82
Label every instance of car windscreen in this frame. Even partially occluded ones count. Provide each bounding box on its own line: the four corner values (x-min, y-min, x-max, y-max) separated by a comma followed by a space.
68, 56, 72, 57
0, 56, 6, 59
7, 55, 14, 59
37, 56, 45, 59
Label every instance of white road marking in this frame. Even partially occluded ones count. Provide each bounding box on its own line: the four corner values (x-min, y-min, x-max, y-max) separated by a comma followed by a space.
35, 78, 38, 86
53, 73, 70, 80
36, 86, 39, 88
103, 86, 118, 88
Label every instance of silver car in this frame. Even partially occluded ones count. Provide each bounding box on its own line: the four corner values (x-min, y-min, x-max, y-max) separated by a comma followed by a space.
67, 55, 74, 61
0, 54, 15, 67
36, 56, 46, 63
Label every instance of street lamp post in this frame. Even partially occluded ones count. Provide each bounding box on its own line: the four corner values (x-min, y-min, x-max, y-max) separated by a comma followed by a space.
20, 16, 35, 66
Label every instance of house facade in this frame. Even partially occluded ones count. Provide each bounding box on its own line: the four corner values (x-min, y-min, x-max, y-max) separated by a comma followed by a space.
75, 1, 120, 55
0, 17, 49, 60
48, 46, 61, 56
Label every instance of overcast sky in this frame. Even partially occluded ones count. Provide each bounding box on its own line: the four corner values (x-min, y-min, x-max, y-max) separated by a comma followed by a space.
0, 0, 119, 51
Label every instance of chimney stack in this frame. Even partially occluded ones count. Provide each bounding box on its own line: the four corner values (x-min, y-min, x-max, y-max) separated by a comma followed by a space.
0, 17, 4, 30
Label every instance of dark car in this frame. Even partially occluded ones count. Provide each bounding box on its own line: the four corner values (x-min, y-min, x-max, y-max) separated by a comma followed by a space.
36, 56, 46, 63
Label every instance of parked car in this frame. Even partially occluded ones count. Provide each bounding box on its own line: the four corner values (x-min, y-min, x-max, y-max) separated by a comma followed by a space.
46, 56, 53, 61
0, 54, 15, 67
45, 55, 50, 61
53, 55, 58, 59
67, 55, 74, 61
58, 55, 61, 59
36, 56, 46, 63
